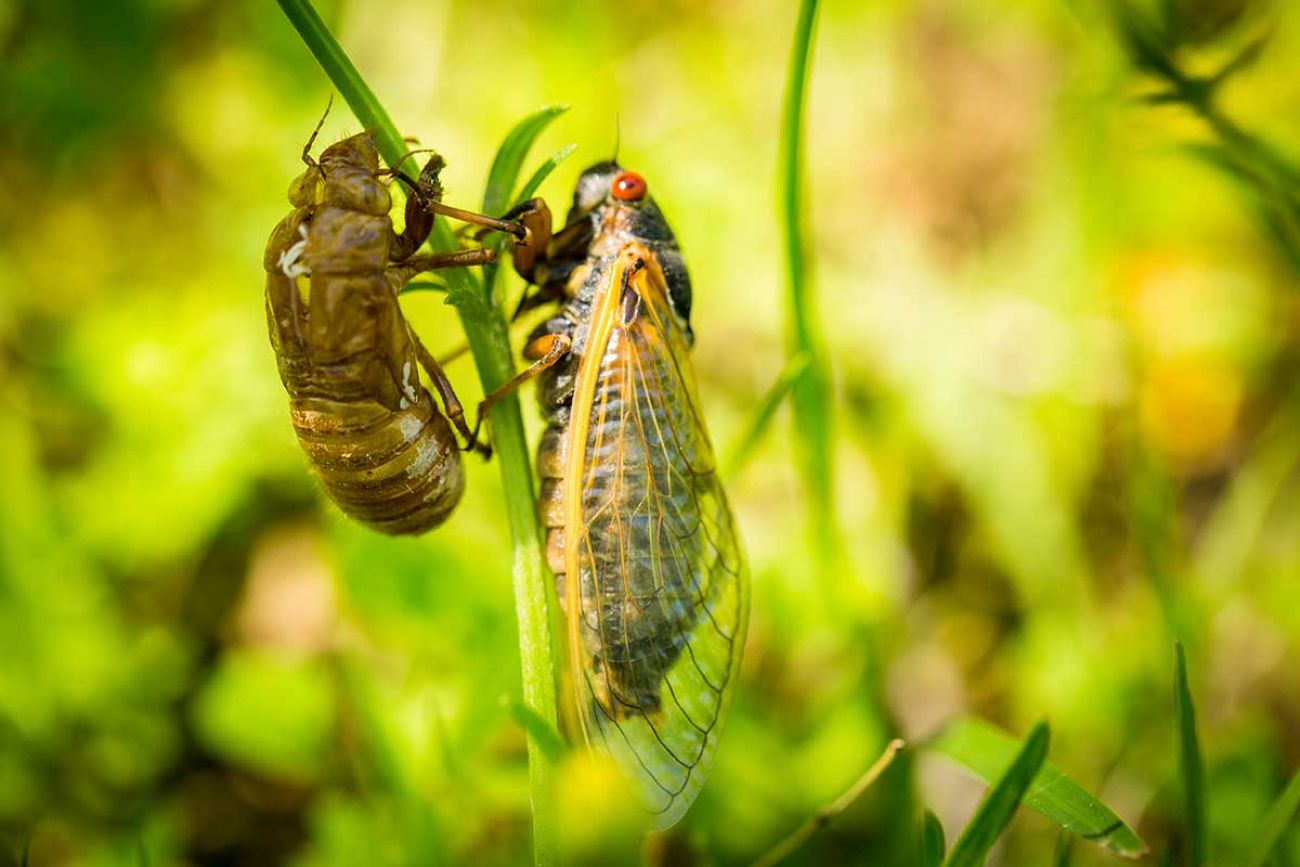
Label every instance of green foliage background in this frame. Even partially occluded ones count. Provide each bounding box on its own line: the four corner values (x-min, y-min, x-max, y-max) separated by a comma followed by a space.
1, 0, 1299, 863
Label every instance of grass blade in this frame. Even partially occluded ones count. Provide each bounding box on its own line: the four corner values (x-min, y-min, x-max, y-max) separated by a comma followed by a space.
515, 143, 577, 205
931, 717, 1147, 858
921, 811, 946, 867
1054, 833, 1074, 867
1175, 641, 1207, 867
778, 0, 839, 572
477, 109, 571, 297
481, 104, 568, 216
1244, 768, 1300, 867
397, 279, 448, 296
506, 698, 568, 764
724, 352, 810, 479
943, 721, 1050, 867
275, 0, 407, 169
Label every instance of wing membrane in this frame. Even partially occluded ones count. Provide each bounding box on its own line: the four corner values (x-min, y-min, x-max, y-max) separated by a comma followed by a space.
563, 247, 748, 827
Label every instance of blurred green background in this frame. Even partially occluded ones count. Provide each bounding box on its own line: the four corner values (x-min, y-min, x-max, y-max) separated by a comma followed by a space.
3, 0, 1300, 863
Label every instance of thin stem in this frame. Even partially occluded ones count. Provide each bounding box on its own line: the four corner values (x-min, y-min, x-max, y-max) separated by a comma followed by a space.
779, 0, 839, 573
276, 2, 558, 863
751, 739, 905, 867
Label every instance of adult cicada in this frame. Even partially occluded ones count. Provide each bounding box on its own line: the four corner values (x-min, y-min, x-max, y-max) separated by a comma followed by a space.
496, 162, 749, 827
265, 122, 526, 535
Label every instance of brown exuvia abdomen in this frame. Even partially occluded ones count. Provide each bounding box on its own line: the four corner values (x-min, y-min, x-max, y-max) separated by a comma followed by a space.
289, 388, 464, 534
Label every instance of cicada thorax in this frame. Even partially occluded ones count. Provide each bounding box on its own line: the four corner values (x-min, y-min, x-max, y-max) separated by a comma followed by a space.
522, 162, 747, 827
264, 132, 466, 535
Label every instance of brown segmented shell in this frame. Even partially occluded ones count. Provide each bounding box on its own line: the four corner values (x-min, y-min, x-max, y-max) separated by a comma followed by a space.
264, 132, 465, 534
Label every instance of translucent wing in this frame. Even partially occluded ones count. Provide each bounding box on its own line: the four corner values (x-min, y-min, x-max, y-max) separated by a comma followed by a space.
562, 246, 749, 828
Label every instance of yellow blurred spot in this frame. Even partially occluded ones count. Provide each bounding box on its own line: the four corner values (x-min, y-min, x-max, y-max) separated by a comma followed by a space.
1139, 355, 1241, 471
556, 750, 644, 863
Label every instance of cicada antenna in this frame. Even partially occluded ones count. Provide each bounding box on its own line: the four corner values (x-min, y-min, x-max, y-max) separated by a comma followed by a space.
301, 94, 333, 173
612, 114, 622, 164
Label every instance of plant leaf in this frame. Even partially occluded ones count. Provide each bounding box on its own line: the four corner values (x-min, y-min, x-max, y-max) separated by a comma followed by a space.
723, 352, 811, 479
1175, 641, 1207, 867
1054, 832, 1074, 867
481, 104, 569, 217
1244, 768, 1300, 867
944, 721, 1050, 867
482, 142, 577, 297
398, 279, 448, 296
920, 811, 946, 867
931, 717, 1147, 858
477, 107, 570, 302
444, 281, 490, 321
506, 698, 568, 763
515, 143, 576, 206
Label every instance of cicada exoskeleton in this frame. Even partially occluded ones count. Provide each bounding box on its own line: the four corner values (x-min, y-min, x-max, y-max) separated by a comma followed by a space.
498, 163, 749, 827
264, 125, 506, 535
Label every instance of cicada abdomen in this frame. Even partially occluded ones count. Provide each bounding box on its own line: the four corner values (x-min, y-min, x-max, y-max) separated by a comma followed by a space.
519, 163, 749, 827
264, 130, 493, 535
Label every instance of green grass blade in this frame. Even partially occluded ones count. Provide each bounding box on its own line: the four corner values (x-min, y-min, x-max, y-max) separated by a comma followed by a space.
1175, 641, 1207, 867
476, 108, 569, 297
1244, 768, 1300, 867
275, 0, 407, 173
482, 141, 576, 296
943, 721, 1050, 867
723, 352, 810, 479
921, 811, 946, 867
506, 698, 568, 764
778, 0, 838, 572
481, 104, 569, 216
931, 717, 1147, 858
1054, 833, 1074, 867
515, 143, 577, 205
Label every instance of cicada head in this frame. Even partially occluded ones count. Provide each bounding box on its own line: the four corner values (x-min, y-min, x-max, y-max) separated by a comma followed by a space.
569, 161, 694, 333
315, 133, 390, 217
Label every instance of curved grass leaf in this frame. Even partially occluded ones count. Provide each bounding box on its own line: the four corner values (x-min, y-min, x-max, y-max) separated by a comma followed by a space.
724, 351, 810, 479
507, 698, 568, 763
920, 810, 946, 867
482, 142, 577, 297
943, 721, 1049, 867
1054, 832, 1074, 867
397, 279, 448, 296
1175, 641, 1207, 867
477, 107, 572, 300
515, 143, 577, 206
1244, 768, 1300, 867
481, 104, 568, 216
931, 717, 1146, 858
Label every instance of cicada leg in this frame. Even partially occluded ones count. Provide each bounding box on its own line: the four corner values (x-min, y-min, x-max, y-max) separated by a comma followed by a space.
384, 248, 500, 291
405, 323, 492, 458
473, 331, 573, 428
386, 152, 444, 262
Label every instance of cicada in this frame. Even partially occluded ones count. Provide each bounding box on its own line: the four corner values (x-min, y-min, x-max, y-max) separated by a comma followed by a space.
264, 123, 520, 535
500, 163, 749, 827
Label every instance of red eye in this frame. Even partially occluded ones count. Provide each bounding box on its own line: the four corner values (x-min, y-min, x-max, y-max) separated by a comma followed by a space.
611, 171, 647, 202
